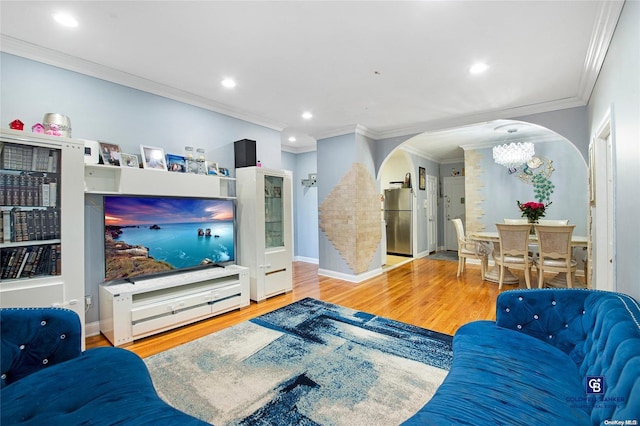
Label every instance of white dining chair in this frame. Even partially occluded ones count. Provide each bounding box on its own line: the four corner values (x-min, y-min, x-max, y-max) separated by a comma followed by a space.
534, 225, 577, 288
495, 224, 534, 289
503, 218, 529, 225
537, 219, 569, 225
451, 218, 487, 280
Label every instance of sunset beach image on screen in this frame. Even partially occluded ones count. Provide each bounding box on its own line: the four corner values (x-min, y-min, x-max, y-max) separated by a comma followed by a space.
103, 196, 235, 282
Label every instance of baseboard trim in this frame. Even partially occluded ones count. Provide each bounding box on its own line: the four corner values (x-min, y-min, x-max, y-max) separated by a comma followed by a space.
294, 256, 319, 264
317, 267, 382, 283
85, 320, 100, 337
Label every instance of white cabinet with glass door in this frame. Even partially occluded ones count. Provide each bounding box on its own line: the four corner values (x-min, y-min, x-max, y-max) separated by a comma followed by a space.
236, 167, 292, 301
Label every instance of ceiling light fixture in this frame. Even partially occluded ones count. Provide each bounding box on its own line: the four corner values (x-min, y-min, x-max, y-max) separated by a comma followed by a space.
53, 12, 78, 28
288, 137, 297, 142
221, 78, 236, 88
301, 112, 313, 119
469, 62, 488, 74
492, 129, 535, 168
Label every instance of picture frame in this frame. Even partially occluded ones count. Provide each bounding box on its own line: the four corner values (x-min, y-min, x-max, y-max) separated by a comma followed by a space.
99, 142, 122, 167
166, 154, 186, 173
140, 145, 167, 171
186, 159, 207, 175
218, 167, 229, 177
207, 161, 219, 175
120, 153, 139, 168
419, 167, 426, 190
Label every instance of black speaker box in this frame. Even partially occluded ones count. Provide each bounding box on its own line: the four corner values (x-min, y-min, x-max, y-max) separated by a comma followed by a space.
234, 139, 257, 169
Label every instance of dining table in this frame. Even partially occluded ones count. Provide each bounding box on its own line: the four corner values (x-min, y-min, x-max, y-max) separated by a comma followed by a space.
467, 231, 588, 286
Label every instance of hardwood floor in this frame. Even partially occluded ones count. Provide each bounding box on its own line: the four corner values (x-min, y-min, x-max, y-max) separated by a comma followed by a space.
86, 256, 530, 358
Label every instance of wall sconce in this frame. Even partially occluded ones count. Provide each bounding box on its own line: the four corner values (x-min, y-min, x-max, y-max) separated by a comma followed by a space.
301, 173, 317, 187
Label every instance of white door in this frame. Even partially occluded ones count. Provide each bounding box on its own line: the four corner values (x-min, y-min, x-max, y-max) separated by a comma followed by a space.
591, 118, 615, 291
443, 176, 465, 251
426, 175, 438, 253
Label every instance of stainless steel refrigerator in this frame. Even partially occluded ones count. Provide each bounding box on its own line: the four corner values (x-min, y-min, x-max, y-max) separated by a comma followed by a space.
384, 188, 413, 256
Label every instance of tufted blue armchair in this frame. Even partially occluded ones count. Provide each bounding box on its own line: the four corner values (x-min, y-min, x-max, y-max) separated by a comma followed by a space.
1, 307, 208, 425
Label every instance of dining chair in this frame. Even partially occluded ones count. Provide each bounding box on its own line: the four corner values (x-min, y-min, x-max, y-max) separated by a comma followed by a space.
534, 224, 577, 288
495, 224, 533, 289
451, 218, 487, 280
503, 218, 529, 225
537, 219, 569, 225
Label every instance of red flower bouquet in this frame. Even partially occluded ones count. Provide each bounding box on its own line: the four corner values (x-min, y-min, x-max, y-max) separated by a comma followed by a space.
517, 200, 551, 222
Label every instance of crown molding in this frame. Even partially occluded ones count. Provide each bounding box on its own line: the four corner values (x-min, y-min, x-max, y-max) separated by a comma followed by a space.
399, 144, 441, 163
577, 0, 625, 103
313, 124, 381, 141
281, 143, 317, 154
0, 35, 287, 132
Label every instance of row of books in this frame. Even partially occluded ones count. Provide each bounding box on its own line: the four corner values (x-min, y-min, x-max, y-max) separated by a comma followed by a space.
0, 173, 58, 207
1, 144, 60, 173
1, 207, 61, 243
0, 244, 61, 280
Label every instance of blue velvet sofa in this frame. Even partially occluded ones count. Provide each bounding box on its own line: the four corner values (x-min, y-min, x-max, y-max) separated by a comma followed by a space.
1, 307, 208, 425
404, 289, 640, 425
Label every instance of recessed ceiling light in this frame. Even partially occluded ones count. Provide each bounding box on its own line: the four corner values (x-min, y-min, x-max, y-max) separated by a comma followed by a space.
288, 137, 297, 142
469, 62, 488, 74
301, 112, 313, 119
53, 12, 78, 28
221, 78, 236, 88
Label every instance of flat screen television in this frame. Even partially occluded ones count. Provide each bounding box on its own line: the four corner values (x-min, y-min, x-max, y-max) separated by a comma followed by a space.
103, 195, 236, 282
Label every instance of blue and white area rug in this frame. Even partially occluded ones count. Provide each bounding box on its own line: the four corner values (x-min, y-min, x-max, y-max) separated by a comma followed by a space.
145, 298, 453, 425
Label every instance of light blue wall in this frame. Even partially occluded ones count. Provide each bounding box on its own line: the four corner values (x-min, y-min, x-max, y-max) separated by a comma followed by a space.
477, 140, 588, 235
0, 53, 282, 172
282, 151, 319, 262
317, 133, 357, 274
0, 53, 283, 324
588, 1, 640, 299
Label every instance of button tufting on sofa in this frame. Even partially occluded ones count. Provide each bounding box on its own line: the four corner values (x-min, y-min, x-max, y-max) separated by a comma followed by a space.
403, 289, 640, 425
1, 307, 209, 425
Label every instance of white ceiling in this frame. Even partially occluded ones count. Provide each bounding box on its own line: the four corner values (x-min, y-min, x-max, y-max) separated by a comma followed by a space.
0, 1, 623, 161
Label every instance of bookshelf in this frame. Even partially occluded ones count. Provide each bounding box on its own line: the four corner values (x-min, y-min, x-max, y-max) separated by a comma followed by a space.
0, 128, 85, 337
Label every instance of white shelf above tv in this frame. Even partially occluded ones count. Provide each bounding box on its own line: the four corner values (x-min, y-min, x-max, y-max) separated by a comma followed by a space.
84, 164, 235, 198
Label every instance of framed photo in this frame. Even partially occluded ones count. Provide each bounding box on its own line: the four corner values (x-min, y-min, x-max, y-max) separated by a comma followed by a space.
419, 167, 426, 190
140, 145, 167, 171
207, 161, 219, 175
99, 142, 121, 166
166, 154, 186, 173
218, 167, 229, 177
120, 153, 139, 168
186, 159, 207, 175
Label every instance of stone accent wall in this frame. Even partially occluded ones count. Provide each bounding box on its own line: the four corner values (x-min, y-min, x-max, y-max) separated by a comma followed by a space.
319, 163, 381, 274
464, 149, 485, 233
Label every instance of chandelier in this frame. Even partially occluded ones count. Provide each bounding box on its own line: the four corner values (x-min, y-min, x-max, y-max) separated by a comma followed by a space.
492, 129, 534, 168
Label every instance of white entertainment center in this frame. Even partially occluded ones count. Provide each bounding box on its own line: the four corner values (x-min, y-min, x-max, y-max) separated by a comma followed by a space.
85, 164, 250, 347
99, 265, 249, 346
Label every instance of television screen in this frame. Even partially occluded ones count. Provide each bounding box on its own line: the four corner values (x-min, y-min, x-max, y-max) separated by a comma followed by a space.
103, 195, 235, 282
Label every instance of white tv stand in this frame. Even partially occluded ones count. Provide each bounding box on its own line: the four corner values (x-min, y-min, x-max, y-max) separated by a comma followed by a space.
99, 265, 249, 346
